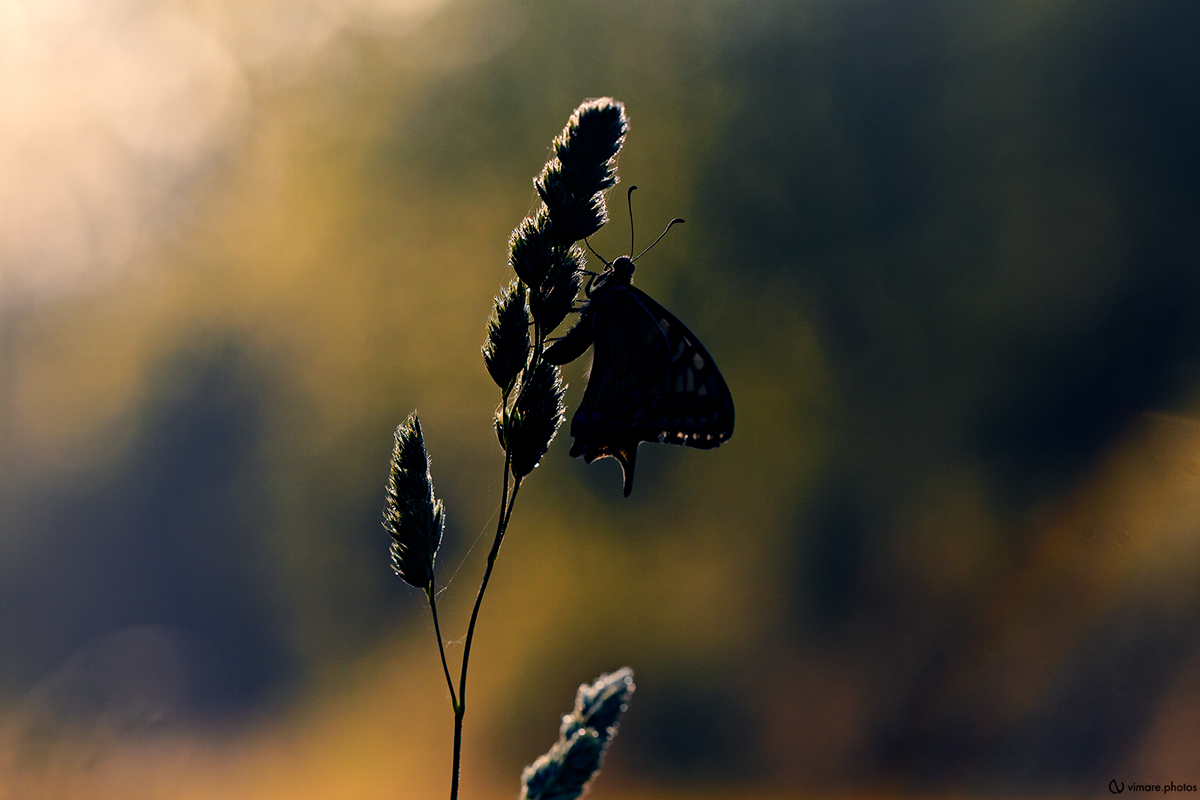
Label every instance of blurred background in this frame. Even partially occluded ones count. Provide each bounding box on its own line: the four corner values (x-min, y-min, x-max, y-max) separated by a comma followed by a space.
2, 0, 1200, 797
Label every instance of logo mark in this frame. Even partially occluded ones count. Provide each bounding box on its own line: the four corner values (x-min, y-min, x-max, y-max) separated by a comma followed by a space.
1110, 780, 1125, 794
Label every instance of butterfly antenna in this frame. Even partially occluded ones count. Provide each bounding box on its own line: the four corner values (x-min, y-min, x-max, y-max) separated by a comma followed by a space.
633, 217, 685, 262
583, 237, 612, 269
627, 185, 638, 255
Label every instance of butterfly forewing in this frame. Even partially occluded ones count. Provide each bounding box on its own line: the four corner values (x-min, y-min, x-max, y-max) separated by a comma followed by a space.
624, 286, 733, 448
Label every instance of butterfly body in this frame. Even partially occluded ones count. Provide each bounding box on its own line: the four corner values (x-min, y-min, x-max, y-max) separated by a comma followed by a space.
544, 255, 734, 496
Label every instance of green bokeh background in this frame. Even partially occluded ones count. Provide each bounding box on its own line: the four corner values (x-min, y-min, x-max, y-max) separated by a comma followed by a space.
3, 0, 1200, 796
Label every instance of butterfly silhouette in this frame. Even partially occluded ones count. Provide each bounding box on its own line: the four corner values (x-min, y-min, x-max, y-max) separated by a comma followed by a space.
543, 195, 734, 496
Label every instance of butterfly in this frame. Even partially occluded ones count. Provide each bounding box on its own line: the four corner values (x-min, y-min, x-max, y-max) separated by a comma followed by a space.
543, 206, 734, 496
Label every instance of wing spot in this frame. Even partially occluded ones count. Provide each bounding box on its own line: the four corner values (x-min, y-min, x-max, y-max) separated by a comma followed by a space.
674, 373, 685, 392
686, 369, 695, 393
697, 383, 708, 397
675, 339, 687, 359
692, 353, 705, 370
659, 318, 670, 334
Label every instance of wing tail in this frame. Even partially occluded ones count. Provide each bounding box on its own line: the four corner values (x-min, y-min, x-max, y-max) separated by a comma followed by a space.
614, 440, 638, 497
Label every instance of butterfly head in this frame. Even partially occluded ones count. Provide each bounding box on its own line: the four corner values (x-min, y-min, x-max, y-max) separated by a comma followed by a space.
610, 255, 636, 284
586, 254, 635, 296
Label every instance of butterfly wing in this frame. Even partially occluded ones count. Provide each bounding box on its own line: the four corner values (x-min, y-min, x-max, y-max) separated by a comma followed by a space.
628, 286, 735, 449
568, 283, 734, 495
543, 311, 596, 366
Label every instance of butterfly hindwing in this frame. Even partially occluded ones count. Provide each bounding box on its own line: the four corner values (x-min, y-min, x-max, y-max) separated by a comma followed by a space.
566, 281, 734, 495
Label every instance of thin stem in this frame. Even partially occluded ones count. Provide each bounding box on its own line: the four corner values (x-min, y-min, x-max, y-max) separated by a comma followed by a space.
450, 448, 523, 800
463, 476, 522, 704
500, 471, 521, 534
531, 320, 544, 367
426, 585, 458, 712
447, 316, 547, 799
